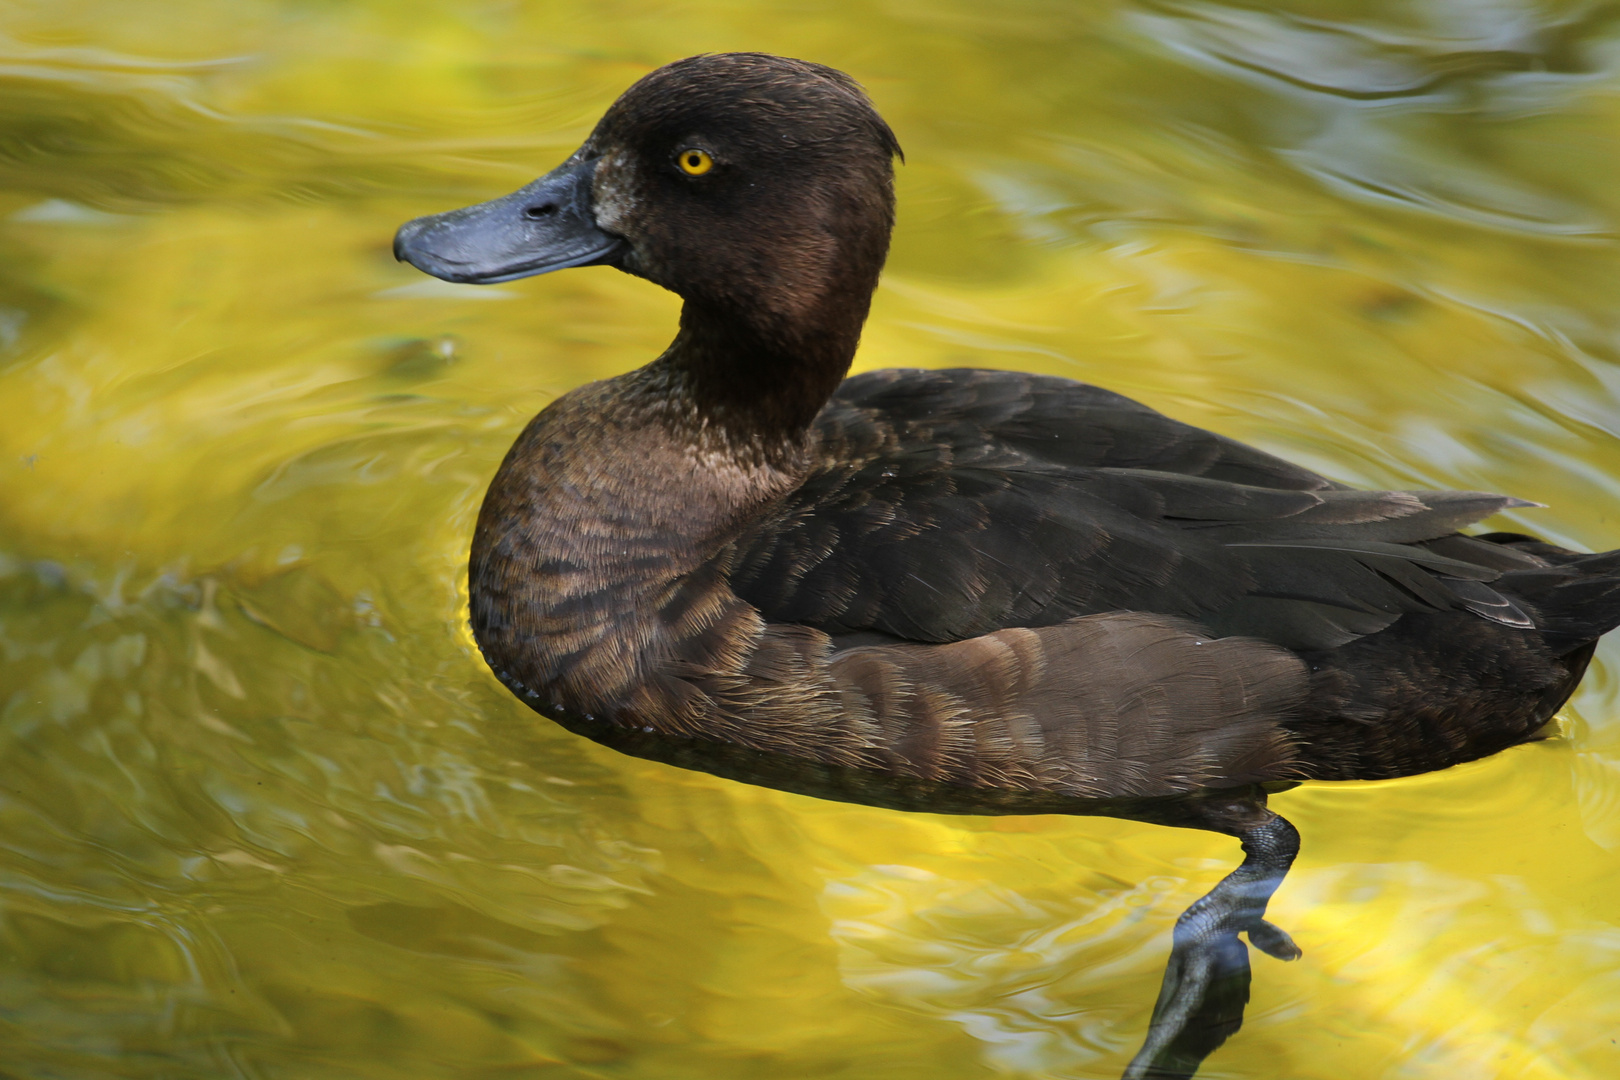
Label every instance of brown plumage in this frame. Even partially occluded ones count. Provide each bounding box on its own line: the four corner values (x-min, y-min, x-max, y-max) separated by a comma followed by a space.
395, 52, 1620, 1080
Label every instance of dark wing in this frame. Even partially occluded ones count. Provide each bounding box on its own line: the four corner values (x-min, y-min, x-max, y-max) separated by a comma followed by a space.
821, 367, 1344, 491
729, 368, 1540, 651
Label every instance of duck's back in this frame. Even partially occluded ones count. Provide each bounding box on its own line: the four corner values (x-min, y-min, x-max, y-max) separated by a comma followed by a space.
725, 368, 1620, 783
735, 368, 1532, 648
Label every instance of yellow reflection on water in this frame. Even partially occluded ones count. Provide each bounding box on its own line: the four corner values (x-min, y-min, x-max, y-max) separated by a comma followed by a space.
2, 1, 1620, 1077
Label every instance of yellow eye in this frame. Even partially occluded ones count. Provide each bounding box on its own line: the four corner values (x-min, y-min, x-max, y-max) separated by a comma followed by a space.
677, 148, 713, 176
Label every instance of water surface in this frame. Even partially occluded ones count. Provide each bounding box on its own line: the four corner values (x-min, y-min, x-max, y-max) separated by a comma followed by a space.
4, 1, 1620, 1077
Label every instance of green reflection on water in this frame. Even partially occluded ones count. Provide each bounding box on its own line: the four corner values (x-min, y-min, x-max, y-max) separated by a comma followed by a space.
3, 1, 1620, 1077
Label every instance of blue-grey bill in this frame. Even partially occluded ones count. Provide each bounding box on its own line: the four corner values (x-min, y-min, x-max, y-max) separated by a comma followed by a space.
394, 156, 623, 285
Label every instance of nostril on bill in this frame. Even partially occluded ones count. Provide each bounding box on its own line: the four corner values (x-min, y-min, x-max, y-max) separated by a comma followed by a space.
524, 203, 558, 220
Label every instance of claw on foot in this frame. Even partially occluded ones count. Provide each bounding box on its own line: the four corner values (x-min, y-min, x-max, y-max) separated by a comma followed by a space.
1247, 918, 1301, 961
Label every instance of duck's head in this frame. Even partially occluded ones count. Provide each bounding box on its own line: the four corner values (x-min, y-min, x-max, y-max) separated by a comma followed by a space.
395, 53, 901, 343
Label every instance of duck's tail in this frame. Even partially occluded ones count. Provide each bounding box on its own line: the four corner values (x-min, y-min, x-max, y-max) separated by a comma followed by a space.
1485, 533, 1620, 652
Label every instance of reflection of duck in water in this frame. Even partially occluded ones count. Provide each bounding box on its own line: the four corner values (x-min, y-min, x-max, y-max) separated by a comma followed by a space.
395, 52, 1620, 1079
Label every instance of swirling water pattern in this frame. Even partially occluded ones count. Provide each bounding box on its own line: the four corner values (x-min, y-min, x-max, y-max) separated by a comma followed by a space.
2, 1, 1620, 1077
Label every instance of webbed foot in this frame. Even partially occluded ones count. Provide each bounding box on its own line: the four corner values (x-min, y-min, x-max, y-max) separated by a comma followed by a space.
1122, 805, 1301, 1079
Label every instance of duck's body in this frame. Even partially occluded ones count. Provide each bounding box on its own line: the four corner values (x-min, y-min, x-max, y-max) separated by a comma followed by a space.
396, 53, 1620, 1080
473, 359, 1604, 814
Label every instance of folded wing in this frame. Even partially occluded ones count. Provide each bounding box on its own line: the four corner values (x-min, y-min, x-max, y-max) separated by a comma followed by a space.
730, 369, 1538, 651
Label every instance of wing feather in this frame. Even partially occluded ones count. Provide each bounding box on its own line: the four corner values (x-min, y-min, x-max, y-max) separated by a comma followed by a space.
730, 369, 1534, 651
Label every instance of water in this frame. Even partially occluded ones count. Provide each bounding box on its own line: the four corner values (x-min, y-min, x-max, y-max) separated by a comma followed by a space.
3, 1, 1620, 1076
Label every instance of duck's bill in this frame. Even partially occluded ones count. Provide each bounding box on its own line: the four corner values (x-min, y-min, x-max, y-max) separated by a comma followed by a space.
393, 157, 624, 285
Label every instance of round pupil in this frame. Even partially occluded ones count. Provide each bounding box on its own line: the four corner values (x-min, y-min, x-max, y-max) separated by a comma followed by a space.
686, 153, 700, 167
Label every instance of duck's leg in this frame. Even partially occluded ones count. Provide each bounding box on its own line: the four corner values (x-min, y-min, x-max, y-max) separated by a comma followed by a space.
1121, 791, 1302, 1080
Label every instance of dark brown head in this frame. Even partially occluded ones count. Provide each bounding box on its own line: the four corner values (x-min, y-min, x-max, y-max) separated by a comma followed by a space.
395, 54, 901, 352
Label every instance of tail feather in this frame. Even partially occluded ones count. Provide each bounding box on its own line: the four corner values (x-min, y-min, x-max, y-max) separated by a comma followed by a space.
1500, 546, 1620, 646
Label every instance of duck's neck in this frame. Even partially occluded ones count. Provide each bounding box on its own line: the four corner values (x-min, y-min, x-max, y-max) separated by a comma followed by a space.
641, 288, 868, 460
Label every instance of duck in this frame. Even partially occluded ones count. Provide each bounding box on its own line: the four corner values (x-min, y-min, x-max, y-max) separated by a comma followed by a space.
394, 52, 1620, 1080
